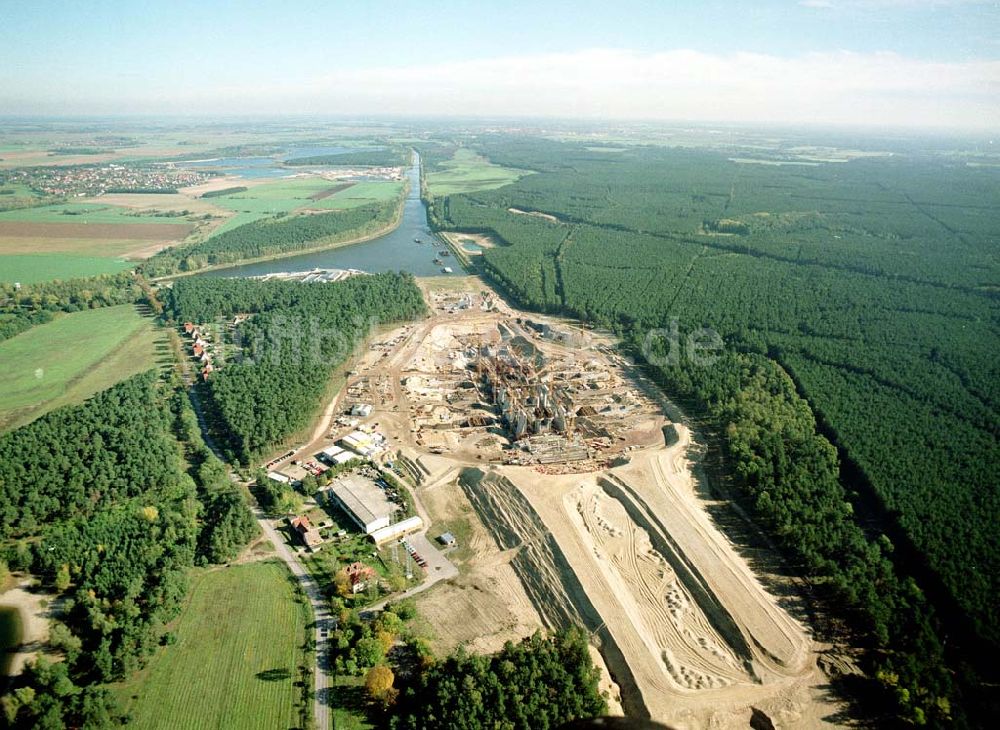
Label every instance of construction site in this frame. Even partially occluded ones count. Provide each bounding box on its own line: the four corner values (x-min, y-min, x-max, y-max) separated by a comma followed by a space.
353, 290, 667, 471
323, 277, 850, 729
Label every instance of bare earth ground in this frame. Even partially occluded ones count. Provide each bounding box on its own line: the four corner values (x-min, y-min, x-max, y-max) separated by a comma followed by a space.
439, 231, 498, 250
328, 278, 852, 728
0, 578, 57, 676
414, 459, 625, 715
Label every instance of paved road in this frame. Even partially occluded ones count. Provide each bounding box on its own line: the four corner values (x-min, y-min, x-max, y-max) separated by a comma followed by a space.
252, 507, 334, 730
188, 390, 333, 729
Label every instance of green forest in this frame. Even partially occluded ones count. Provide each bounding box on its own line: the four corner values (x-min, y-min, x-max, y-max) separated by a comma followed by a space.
0, 372, 257, 727
326, 600, 606, 730
164, 273, 426, 463
426, 136, 999, 727
143, 200, 400, 276
390, 628, 606, 729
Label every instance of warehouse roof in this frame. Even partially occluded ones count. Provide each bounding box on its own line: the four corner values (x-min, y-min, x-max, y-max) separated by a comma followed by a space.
330, 474, 393, 528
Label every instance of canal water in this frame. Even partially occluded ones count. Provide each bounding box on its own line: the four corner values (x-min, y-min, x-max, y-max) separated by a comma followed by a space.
198, 153, 448, 278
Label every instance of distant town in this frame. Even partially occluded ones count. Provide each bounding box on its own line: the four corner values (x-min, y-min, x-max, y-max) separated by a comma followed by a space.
0, 163, 209, 197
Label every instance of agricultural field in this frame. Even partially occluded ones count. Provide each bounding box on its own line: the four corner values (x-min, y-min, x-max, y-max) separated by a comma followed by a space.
307, 180, 405, 210
0, 253, 133, 283
0, 201, 196, 264
0, 201, 192, 225
114, 561, 310, 730
204, 176, 347, 235
0, 304, 165, 431
424, 147, 528, 196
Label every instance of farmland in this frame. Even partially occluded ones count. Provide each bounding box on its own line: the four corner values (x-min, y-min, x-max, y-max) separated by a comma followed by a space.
0, 253, 133, 284
0, 200, 196, 225
306, 180, 405, 210
0, 304, 165, 431
113, 561, 310, 730
204, 177, 351, 234
0, 201, 197, 268
423, 147, 529, 196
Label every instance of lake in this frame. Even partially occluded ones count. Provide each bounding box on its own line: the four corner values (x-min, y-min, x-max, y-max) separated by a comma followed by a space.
198, 152, 449, 279
182, 145, 381, 179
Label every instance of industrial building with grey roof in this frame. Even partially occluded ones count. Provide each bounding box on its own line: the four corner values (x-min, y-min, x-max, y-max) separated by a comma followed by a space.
327, 474, 394, 534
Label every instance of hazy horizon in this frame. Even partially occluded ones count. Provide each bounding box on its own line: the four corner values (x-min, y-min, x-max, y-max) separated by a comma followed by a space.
2, 1, 998, 131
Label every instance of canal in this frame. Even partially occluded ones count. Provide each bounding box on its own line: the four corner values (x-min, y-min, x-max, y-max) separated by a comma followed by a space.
198, 153, 449, 279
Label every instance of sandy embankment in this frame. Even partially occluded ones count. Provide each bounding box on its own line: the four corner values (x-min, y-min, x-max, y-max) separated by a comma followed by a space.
0, 580, 55, 676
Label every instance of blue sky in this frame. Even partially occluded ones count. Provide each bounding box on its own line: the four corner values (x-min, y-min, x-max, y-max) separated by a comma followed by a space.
1, 0, 997, 128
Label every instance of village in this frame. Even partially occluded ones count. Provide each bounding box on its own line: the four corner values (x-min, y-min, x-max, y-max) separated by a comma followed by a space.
0, 162, 209, 197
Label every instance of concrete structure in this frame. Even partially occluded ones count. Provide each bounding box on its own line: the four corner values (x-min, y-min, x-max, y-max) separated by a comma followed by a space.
437, 531, 457, 547
369, 516, 424, 545
479, 346, 575, 441
328, 474, 394, 534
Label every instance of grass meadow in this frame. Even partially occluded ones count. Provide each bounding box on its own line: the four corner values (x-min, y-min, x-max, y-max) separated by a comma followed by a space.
206, 177, 336, 235
0, 304, 166, 431
114, 561, 310, 730
308, 180, 404, 210
425, 148, 528, 196
0, 253, 133, 283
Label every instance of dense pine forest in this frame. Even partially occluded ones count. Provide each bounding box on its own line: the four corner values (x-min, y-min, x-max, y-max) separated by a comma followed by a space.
164, 272, 426, 464
425, 137, 999, 726
143, 199, 400, 276
0, 372, 256, 727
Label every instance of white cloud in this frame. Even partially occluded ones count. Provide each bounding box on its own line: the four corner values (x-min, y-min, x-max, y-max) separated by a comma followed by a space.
5, 48, 998, 130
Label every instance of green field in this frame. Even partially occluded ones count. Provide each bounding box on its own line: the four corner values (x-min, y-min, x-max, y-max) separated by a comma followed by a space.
309, 180, 404, 210
0, 304, 165, 431
0, 202, 180, 225
0, 253, 132, 284
114, 561, 309, 730
206, 177, 340, 235
425, 147, 528, 196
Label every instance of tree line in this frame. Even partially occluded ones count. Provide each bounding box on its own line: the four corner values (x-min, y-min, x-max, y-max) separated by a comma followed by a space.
283, 147, 410, 167
0, 271, 145, 342
327, 599, 607, 729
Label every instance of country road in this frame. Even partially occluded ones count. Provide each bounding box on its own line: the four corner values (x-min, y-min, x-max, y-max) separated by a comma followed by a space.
252, 507, 334, 730
189, 389, 333, 729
